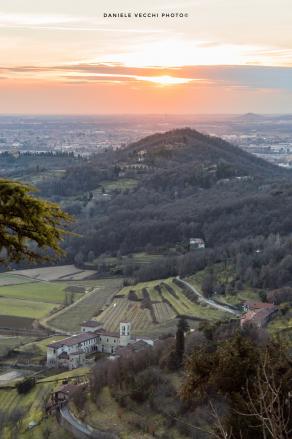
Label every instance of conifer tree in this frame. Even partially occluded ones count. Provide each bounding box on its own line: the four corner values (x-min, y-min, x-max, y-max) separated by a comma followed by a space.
0, 179, 72, 263
175, 317, 190, 366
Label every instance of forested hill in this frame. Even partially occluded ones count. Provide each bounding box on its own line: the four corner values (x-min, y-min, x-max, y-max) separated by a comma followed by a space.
124, 128, 286, 179
58, 128, 292, 261
2, 128, 292, 267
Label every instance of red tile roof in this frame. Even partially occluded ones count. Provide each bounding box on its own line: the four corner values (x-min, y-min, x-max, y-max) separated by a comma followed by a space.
48, 332, 97, 349
241, 306, 277, 326
244, 301, 275, 310
81, 320, 102, 328
97, 331, 119, 338
252, 307, 277, 323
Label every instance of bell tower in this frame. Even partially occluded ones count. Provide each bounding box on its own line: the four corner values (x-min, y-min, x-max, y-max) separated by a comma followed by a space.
119, 322, 131, 346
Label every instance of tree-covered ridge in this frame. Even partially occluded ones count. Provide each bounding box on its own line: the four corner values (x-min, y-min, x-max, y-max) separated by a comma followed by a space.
3, 128, 292, 291
127, 128, 286, 176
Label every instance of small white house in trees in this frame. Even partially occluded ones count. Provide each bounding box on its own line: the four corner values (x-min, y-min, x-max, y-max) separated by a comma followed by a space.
189, 238, 205, 250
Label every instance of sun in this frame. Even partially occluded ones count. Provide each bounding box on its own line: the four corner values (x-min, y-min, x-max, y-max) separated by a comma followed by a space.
137, 75, 193, 86
154, 75, 190, 85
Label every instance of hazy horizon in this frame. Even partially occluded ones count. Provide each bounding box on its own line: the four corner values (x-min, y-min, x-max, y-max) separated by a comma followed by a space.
0, 112, 292, 117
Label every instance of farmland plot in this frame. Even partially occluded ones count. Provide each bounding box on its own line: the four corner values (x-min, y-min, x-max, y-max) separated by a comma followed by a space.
0, 273, 37, 286
0, 335, 35, 357
0, 315, 35, 330
162, 280, 229, 320
0, 297, 57, 319
12, 265, 97, 282
48, 278, 122, 332
118, 280, 165, 301
98, 298, 153, 332
153, 302, 176, 322
0, 282, 71, 304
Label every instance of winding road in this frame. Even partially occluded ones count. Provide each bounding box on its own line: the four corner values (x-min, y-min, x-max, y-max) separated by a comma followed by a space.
176, 277, 240, 316
60, 405, 118, 439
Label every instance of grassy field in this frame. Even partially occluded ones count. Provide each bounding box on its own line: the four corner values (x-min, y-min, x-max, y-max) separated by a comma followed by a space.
0, 275, 91, 325
0, 282, 74, 304
127, 252, 162, 265
0, 297, 58, 319
0, 336, 36, 357
101, 178, 138, 192
47, 278, 122, 332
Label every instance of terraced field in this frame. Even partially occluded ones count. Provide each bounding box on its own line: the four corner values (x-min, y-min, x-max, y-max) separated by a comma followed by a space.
152, 302, 176, 322
119, 279, 227, 319
159, 281, 227, 320
98, 298, 153, 332
98, 277, 228, 334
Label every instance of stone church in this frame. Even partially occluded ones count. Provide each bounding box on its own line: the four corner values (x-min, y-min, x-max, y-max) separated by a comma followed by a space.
46, 321, 150, 369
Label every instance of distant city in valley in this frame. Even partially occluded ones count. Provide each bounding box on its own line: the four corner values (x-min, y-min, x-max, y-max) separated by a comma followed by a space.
1, 113, 292, 167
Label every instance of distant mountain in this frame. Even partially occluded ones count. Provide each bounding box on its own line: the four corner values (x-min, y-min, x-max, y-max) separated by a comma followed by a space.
235, 112, 264, 121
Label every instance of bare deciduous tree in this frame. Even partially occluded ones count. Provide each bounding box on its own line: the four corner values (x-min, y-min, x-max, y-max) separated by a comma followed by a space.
227, 350, 292, 439
242, 351, 291, 439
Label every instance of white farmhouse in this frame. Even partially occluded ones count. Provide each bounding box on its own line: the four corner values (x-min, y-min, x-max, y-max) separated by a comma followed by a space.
189, 238, 205, 250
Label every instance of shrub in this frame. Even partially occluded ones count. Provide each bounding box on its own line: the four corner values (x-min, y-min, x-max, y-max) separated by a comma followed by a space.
128, 290, 139, 301
16, 377, 36, 394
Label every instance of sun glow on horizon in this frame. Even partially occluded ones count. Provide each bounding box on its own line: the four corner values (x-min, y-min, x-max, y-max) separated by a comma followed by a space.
136, 75, 193, 85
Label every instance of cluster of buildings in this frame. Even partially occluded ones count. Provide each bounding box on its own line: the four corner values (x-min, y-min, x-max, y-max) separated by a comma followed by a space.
46, 299, 278, 370
240, 301, 278, 328
46, 321, 153, 370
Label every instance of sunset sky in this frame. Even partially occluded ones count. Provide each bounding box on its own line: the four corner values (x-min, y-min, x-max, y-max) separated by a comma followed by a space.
1, 0, 292, 114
